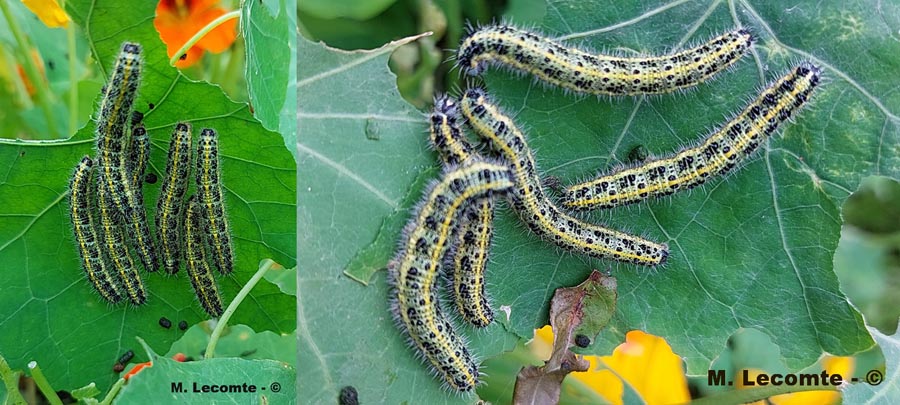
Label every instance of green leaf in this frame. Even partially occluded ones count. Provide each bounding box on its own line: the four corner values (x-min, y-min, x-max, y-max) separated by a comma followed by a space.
264, 266, 298, 296
70, 382, 101, 401
116, 339, 295, 403
298, 0, 399, 20
0, 354, 26, 405
842, 323, 900, 403
0, 0, 295, 394
243, 0, 298, 160
298, 32, 517, 402
299, 0, 898, 400
167, 324, 296, 365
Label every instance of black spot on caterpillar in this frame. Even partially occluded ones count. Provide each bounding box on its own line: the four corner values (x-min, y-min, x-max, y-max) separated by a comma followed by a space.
68, 156, 123, 304
196, 128, 234, 276
459, 88, 669, 266
457, 25, 753, 96
430, 95, 497, 328
156, 123, 192, 274
185, 195, 225, 318
94, 42, 158, 273
562, 63, 823, 210
390, 160, 515, 392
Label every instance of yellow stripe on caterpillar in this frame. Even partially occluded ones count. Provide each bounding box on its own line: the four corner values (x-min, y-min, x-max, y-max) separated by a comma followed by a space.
68, 156, 124, 304
562, 63, 822, 210
196, 128, 234, 276
185, 195, 225, 318
156, 123, 193, 274
457, 25, 753, 96
94, 42, 158, 273
430, 95, 497, 327
97, 182, 146, 306
390, 160, 515, 392
459, 88, 668, 266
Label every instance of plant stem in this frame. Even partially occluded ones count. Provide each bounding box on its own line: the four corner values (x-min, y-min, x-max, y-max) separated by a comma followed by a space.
99, 378, 125, 405
220, 37, 244, 98
169, 10, 241, 66
66, 19, 78, 136
205, 259, 276, 359
27, 361, 62, 405
0, 0, 58, 139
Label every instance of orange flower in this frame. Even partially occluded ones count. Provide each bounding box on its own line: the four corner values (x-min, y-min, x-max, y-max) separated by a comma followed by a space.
16, 49, 46, 97
153, 0, 237, 68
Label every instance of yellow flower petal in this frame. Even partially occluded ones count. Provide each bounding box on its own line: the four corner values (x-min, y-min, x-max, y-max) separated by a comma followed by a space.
769, 356, 853, 405
592, 331, 691, 405
20, 0, 69, 28
529, 327, 690, 405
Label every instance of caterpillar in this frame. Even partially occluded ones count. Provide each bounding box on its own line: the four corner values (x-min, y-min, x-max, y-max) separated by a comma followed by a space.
68, 156, 124, 304
457, 25, 753, 96
94, 42, 158, 273
562, 63, 823, 210
429, 95, 496, 328
196, 128, 234, 275
127, 121, 149, 189
184, 195, 225, 318
459, 88, 669, 266
390, 160, 515, 392
97, 182, 146, 306
155, 123, 193, 274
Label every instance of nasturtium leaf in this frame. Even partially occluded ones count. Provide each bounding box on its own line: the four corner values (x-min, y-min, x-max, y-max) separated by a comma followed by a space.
243, 0, 297, 160
0, 0, 296, 394
168, 324, 296, 365
116, 339, 294, 404
299, 0, 897, 401
842, 323, 900, 403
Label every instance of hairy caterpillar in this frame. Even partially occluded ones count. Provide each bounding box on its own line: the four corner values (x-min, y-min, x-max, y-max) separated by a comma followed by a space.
68, 156, 124, 304
126, 112, 148, 188
97, 182, 146, 306
457, 25, 753, 96
390, 161, 515, 392
459, 88, 669, 266
94, 42, 158, 273
562, 63, 823, 210
127, 128, 148, 189
185, 195, 225, 318
430, 95, 496, 328
155, 123, 192, 274
196, 128, 234, 275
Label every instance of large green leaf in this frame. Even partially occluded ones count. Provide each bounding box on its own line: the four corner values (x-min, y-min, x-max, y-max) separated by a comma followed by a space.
298, 0, 898, 401
244, 0, 298, 160
0, 0, 296, 394
842, 323, 900, 403
116, 340, 295, 404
